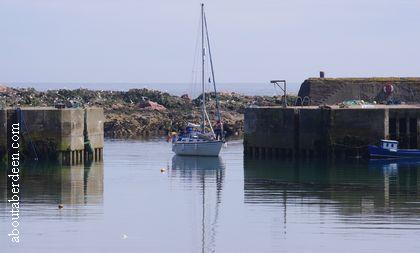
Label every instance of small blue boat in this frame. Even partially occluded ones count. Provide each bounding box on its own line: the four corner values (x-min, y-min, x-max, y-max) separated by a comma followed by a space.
368, 140, 420, 158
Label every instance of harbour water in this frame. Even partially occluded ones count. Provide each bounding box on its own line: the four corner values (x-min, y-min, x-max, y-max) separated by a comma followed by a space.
1, 139, 420, 252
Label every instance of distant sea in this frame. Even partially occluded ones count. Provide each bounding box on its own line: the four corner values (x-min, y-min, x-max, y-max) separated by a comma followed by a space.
5, 82, 301, 97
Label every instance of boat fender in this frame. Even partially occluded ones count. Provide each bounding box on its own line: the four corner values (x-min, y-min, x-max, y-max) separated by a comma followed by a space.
383, 83, 394, 96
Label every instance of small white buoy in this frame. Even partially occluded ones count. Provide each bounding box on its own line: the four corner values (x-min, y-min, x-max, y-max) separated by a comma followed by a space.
122, 234, 128, 240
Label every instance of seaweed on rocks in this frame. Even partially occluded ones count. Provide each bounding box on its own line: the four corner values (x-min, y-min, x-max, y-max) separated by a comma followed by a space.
0, 86, 290, 139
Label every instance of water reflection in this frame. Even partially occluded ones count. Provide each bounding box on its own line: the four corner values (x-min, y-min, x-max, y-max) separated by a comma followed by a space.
0, 162, 104, 219
171, 155, 224, 182
171, 155, 225, 253
244, 158, 420, 228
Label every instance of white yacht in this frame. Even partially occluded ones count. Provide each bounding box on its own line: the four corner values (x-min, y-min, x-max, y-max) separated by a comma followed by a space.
172, 4, 224, 157
172, 127, 223, 156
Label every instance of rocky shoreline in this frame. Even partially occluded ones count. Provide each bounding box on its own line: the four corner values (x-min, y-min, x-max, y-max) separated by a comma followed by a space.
0, 86, 290, 139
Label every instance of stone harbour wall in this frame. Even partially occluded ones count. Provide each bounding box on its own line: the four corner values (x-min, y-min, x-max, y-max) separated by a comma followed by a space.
244, 105, 420, 159
298, 77, 420, 105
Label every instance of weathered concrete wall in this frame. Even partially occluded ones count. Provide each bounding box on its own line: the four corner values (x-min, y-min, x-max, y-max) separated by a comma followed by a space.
298, 78, 420, 105
60, 109, 84, 151
244, 107, 296, 156
297, 108, 327, 156
13, 108, 61, 160
85, 107, 104, 162
0, 107, 104, 164
244, 105, 420, 159
6, 108, 84, 160
85, 108, 104, 149
328, 108, 387, 147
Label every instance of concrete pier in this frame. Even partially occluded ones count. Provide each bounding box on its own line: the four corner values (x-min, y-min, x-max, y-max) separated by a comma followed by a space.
244, 105, 420, 159
0, 107, 104, 165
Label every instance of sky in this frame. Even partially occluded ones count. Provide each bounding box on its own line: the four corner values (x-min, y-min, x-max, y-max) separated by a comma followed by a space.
0, 0, 419, 84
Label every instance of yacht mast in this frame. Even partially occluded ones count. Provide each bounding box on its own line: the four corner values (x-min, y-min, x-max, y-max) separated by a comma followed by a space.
203, 11, 223, 139
201, 3, 206, 133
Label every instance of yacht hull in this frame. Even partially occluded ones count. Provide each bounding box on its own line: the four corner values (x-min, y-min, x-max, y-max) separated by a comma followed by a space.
172, 141, 223, 156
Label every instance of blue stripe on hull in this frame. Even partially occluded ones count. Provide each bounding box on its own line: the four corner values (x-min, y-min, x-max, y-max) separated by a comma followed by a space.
368, 145, 420, 158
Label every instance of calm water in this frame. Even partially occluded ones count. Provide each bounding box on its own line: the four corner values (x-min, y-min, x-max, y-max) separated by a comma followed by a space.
1, 139, 420, 253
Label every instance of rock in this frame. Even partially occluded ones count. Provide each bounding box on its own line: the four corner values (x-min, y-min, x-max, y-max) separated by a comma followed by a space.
148, 101, 166, 111
111, 103, 124, 110
0, 84, 10, 93
0, 86, 285, 139
138, 100, 166, 111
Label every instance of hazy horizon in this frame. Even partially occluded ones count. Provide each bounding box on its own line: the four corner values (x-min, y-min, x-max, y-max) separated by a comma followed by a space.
4, 81, 301, 96
1, 0, 419, 84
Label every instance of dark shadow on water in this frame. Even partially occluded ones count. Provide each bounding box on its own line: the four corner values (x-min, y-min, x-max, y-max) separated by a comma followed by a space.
244, 158, 420, 215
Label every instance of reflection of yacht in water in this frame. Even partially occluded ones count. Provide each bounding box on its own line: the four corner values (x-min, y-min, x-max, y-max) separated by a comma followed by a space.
172, 155, 224, 171
171, 155, 225, 253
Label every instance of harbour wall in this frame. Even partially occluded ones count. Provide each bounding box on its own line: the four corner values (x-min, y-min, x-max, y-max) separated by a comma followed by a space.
0, 107, 104, 165
297, 77, 420, 105
244, 105, 420, 159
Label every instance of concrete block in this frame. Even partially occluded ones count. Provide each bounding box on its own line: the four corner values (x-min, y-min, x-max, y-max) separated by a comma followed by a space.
60, 108, 84, 151
0, 107, 103, 163
85, 108, 104, 149
298, 108, 327, 151
244, 107, 296, 149
328, 108, 387, 146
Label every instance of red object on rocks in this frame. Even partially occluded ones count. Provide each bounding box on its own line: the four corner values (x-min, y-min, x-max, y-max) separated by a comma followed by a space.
383, 83, 394, 96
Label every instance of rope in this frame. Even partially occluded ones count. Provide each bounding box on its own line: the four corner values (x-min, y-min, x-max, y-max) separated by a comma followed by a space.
331, 142, 369, 149
189, 12, 202, 98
